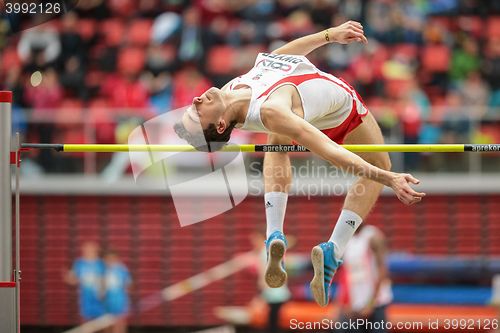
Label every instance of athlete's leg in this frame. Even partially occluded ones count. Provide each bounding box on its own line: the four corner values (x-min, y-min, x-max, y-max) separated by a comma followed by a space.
342, 112, 391, 219
311, 112, 390, 306
263, 133, 292, 288
264, 133, 292, 237
328, 112, 391, 259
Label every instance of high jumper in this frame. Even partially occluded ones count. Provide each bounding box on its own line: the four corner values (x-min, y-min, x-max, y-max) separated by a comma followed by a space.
174, 20, 425, 307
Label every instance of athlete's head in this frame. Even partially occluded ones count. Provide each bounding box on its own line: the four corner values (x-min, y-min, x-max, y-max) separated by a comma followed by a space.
174, 87, 237, 152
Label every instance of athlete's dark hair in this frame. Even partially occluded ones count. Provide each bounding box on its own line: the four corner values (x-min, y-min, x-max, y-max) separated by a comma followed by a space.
174, 120, 238, 152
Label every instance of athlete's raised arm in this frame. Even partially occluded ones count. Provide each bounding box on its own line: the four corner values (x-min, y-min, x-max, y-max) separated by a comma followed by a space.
272, 21, 368, 56
260, 103, 425, 206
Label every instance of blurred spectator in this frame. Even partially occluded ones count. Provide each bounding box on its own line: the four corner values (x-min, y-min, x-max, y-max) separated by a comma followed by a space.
2, 0, 499, 175
4, 66, 26, 107
58, 12, 86, 66
24, 68, 64, 171
24, 68, 63, 111
227, 20, 259, 47
101, 73, 150, 110
389, 2, 424, 44
489, 90, 500, 108
492, 274, 500, 333
17, 24, 61, 70
422, 17, 450, 45
396, 93, 424, 171
250, 231, 291, 333
441, 90, 471, 144
137, 0, 163, 18
178, 6, 204, 63
484, 37, 500, 114
457, 71, 490, 117
283, 9, 315, 40
231, 0, 274, 45
151, 12, 182, 44
60, 56, 87, 100
449, 37, 480, 83
346, 41, 386, 97
426, 0, 459, 15
236, 0, 275, 23
108, 0, 137, 18
144, 43, 175, 75
75, 0, 111, 20
141, 70, 173, 114
276, 0, 307, 17
104, 251, 132, 333
408, 78, 431, 119
308, 0, 338, 28
483, 38, 500, 91
11, 105, 28, 144
334, 223, 392, 333
64, 242, 106, 322
365, 0, 394, 43
142, 44, 177, 112
100, 118, 142, 182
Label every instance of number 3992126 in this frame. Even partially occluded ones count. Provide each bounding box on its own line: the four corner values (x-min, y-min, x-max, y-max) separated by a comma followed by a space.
4, 2, 61, 14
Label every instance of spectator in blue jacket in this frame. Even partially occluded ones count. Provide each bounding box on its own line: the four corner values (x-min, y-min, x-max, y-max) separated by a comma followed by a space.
64, 241, 106, 322
104, 250, 132, 333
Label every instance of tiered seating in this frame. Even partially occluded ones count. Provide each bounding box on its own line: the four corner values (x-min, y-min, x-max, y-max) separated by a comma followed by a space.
17, 194, 500, 326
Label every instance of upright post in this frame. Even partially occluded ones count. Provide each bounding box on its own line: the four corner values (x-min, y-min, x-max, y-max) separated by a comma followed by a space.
0, 91, 16, 333
0, 91, 12, 281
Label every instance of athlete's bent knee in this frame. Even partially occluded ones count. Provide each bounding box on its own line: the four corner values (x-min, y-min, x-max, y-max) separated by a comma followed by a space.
371, 153, 391, 171
267, 134, 291, 145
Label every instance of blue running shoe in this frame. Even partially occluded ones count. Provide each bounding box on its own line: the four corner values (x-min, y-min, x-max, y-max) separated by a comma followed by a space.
310, 241, 342, 307
265, 231, 288, 288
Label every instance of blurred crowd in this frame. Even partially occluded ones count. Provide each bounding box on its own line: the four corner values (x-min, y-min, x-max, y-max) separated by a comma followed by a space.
1, 0, 500, 172
64, 242, 131, 333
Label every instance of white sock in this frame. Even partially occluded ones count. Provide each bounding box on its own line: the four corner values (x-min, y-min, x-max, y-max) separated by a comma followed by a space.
328, 209, 363, 260
265, 192, 288, 238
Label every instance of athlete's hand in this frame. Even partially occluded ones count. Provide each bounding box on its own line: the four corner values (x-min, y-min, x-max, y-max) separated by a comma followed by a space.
329, 21, 368, 44
389, 173, 426, 205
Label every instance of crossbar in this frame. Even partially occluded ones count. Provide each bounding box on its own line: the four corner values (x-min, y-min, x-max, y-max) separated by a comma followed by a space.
20, 143, 500, 153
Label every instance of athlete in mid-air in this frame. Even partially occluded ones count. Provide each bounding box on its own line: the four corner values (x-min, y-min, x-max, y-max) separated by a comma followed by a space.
175, 21, 425, 307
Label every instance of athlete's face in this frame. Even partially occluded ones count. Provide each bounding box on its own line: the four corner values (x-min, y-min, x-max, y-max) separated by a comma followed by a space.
181, 87, 226, 134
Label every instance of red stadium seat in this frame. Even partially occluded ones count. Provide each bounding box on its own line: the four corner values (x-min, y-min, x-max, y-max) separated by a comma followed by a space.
393, 44, 419, 60
487, 17, 500, 39
428, 16, 453, 32
384, 79, 413, 98
117, 47, 146, 75
107, 0, 136, 17
127, 19, 153, 46
101, 19, 126, 46
421, 44, 451, 72
2, 46, 21, 69
457, 16, 484, 38
78, 19, 97, 40
206, 46, 237, 75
